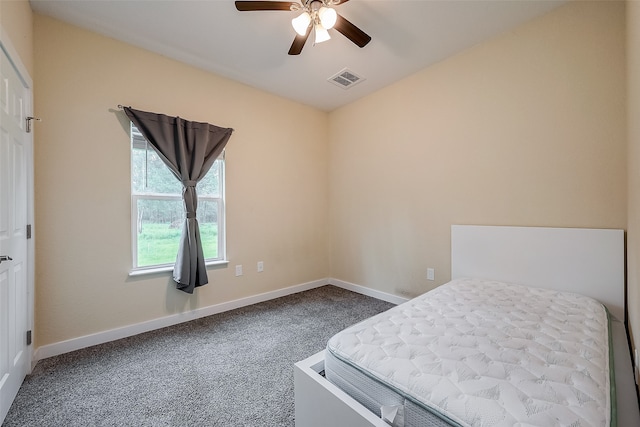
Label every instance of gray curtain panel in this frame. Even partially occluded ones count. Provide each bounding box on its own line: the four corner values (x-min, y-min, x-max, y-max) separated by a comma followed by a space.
124, 107, 233, 293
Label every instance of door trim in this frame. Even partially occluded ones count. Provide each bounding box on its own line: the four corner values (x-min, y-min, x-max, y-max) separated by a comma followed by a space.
0, 25, 35, 372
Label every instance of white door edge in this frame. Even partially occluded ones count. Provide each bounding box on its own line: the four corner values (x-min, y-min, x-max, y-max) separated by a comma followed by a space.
0, 23, 35, 370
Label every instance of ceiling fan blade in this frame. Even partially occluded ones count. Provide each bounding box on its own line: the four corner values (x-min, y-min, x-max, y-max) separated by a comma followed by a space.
235, 1, 296, 11
334, 0, 351, 5
333, 14, 371, 48
288, 26, 311, 55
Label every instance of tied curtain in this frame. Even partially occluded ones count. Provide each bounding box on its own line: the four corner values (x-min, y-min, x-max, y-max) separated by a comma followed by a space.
124, 107, 233, 294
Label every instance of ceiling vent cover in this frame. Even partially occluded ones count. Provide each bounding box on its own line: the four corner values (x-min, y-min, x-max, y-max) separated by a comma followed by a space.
328, 68, 365, 89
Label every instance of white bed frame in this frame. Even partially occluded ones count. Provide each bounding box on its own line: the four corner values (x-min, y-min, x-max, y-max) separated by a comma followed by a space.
450, 225, 625, 321
294, 225, 639, 426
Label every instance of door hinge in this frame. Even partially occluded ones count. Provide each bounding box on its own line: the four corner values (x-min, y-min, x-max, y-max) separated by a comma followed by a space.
26, 330, 32, 346
25, 116, 41, 133
26, 224, 31, 239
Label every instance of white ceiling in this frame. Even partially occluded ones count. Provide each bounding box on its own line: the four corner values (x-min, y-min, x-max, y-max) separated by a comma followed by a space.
30, 0, 567, 112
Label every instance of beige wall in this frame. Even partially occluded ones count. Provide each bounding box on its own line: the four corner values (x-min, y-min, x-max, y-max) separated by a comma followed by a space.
32, 14, 329, 347
0, 0, 33, 76
628, 0, 640, 355
328, 0, 627, 302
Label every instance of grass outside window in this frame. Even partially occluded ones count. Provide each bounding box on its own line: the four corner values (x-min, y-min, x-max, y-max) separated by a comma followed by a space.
137, 223, 219, 267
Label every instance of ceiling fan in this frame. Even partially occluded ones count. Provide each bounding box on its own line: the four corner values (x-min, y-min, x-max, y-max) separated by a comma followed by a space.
235, 0, 371, 55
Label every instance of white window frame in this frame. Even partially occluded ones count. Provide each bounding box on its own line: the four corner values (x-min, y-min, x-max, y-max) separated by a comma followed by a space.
129, 127, 227, 276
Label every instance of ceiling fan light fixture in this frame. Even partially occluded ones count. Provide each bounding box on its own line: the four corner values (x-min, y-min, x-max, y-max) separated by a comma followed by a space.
318, 6, 337, 30
292, 11, 311, 36
314, 23, 331, 43
235, 0, 371, 55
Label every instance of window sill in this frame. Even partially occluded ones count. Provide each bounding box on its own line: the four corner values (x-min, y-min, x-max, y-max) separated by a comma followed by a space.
128, 260, 229, 277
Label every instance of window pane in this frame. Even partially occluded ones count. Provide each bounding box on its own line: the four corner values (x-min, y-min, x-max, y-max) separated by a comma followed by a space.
131, 146, 182, 196
199, 200, 219, 259
136, 198, 183, 267
197, 160, 222, 197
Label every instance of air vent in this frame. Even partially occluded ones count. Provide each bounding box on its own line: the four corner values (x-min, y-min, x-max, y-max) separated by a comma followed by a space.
328, 68, 365, 90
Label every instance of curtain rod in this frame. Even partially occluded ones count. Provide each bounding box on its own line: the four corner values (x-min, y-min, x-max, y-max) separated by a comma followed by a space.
117, 105, 234, 132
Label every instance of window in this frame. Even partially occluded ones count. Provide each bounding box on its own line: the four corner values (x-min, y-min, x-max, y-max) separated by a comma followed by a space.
130, 125, 225, 270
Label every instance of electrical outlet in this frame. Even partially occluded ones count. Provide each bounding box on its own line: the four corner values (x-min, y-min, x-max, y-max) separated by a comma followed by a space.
235, 265, 243, 277
257, 261, 264, 272
427, 268, 435, 281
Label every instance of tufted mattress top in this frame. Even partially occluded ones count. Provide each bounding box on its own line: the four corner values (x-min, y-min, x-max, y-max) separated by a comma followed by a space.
326, 278, 614, 427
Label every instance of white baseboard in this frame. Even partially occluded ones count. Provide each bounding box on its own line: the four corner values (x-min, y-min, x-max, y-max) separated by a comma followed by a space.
329, 278, 409, 305
34, 278, 329, 362
33, 277, 407, 363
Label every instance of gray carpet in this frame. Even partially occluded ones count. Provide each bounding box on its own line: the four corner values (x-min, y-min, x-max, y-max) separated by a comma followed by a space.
2, 285, 394, 427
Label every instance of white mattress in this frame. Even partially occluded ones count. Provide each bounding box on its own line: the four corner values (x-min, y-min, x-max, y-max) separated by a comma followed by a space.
325, 278, 614, 427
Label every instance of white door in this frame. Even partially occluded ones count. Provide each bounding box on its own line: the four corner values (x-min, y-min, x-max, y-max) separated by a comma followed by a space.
0, 43, 30, 423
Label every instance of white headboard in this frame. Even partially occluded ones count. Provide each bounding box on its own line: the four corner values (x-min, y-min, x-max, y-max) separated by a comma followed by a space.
451, 225, 625, 321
